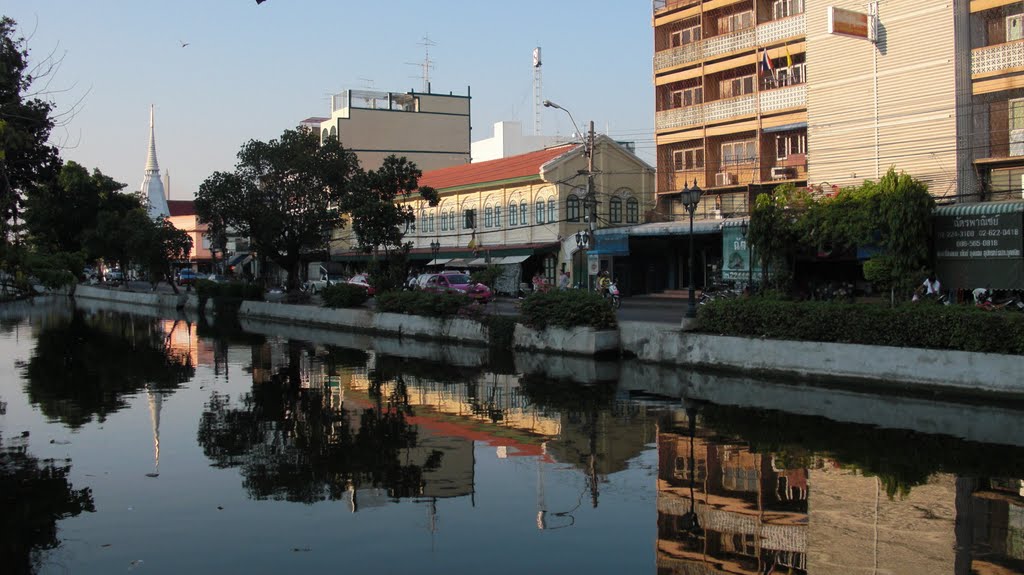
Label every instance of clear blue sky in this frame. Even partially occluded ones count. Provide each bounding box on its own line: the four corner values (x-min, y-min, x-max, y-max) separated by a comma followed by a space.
6, 0, 656, 200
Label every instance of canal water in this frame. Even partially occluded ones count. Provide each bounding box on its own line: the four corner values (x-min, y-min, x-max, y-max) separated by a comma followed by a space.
2, 299, 1024, 574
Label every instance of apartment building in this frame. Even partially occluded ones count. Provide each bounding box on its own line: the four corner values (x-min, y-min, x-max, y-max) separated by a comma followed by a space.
317, 88, 471, 172
651, 0, 1024, 291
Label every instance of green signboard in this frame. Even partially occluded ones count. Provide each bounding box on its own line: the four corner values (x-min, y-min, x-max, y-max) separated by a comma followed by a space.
721, 226, 760, 282
935, 212, 1023, 259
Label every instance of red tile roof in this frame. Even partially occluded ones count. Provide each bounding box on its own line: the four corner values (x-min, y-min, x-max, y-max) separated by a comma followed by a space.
167, 200, 195, 217
418, 144, 578, 190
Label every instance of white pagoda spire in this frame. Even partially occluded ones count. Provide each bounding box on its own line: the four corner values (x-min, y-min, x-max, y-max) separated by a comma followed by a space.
140, 105, 170, 219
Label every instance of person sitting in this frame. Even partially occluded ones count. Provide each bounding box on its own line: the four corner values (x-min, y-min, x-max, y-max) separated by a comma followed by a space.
531, 271, 546, 292
913, 272, 941, 301
597, 270, 611, 296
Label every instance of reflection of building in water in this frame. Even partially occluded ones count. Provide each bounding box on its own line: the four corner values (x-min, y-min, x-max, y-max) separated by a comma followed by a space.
957, 477, 1024, 573
160, 318, 213, 368
657, 410, 808, 575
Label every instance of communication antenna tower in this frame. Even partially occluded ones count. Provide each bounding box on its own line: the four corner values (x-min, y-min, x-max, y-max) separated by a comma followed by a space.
406, 34, 436, 93
532, 47, 543, 136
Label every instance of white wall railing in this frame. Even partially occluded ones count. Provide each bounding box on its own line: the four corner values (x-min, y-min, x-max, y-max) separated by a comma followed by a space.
654, 15, 806, 72
972, 40, 1024, 76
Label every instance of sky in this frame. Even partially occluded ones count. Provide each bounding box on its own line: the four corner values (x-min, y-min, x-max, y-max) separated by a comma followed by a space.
6, 0, 656, 201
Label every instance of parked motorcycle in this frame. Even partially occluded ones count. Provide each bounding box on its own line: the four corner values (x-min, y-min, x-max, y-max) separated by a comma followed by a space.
608, 281, 621, 309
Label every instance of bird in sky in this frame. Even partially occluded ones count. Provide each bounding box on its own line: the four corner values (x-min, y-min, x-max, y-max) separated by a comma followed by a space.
179, 40, 190, 48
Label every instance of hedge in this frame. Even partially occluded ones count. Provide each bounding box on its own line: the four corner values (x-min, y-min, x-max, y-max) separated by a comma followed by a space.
519, 289, 617, 331
320, 283, 370, 309
696, 298, 1024, 355
374, 290, 472, 318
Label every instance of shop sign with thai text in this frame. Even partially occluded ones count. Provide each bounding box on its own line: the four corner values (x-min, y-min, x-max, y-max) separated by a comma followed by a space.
935, 212, 1023, 259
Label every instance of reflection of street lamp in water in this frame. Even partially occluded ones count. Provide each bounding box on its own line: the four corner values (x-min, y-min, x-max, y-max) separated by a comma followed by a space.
680, 402, 701, 535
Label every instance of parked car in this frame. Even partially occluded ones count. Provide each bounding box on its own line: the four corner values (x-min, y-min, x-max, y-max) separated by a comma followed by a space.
346, 273, 375, 296
105, 269, 124, 285
304, 272, 346, 293
178, 269, 198, 286
205, 274, 230, 283
421, 272, 493, 303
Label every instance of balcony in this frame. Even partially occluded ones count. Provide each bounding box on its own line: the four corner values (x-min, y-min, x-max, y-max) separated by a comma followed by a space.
759, 83, 806, 113
972, 40, 1024, 76
654, 14, 806, 72
653, 0, 701, 15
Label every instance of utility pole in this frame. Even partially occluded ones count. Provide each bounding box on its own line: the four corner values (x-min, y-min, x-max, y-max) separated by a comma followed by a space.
586, 121, 596, 291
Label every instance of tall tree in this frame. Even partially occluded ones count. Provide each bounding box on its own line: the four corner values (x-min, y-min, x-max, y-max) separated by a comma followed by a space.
0, 17, 61, 253
23, 161, 121, 253
197, 127, 358, 290
128, 216, 193, 293
194, 171, 239, 272
87, 192, 147, 276
345, 155, 439, 257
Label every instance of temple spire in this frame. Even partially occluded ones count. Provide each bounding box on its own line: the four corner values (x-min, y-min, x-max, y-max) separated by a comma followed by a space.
140, 105, 170, 219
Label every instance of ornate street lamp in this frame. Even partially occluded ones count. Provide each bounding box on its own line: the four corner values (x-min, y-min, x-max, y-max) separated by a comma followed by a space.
681, 180, 702, 319
430, 240, 440, 262
574, 229, 590, 250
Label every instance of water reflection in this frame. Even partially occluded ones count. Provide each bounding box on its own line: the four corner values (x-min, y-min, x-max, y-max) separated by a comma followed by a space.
18, 308, 194, 428
0, 433, 95, 575
3, 304, 1024, 573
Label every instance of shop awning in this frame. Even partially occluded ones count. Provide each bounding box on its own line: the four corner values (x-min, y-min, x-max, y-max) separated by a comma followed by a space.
499, 255, 531, 265
445, 258, 470, 268
466, 258, 490, 267
425, 258, 452, 266
622, 219, 724, 236
762, 121, 808, 134
225, 253, 252, 267
934, 200, 1024, 216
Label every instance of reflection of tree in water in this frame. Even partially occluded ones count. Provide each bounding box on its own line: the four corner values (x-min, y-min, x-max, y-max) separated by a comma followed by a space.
197, 341, 439, 503
0, 434, 95, 575
699, 403, 1024, 499
17, 310, 194, 428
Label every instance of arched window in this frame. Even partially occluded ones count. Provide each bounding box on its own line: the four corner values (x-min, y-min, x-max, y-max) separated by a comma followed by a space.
547, 198, 556, 223
441, 208, 449, 231
520, 201, 528, 225
609, 197, 622, 223
484, 206, 493, 228
627, 198, 639, 223
428, 210, 435, 232
450, 209, 458, 230
329, 126, 337, 139
321, 129, 329, 144
567, 194, 581, 222
495, 205, 502, 228
509, 201, 518, 226
535, 200, 545, 224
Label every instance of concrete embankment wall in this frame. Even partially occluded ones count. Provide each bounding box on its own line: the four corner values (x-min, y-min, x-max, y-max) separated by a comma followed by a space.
69, 288, 1024, 396
619, 321, 1024, 397
74, 285, 203, 313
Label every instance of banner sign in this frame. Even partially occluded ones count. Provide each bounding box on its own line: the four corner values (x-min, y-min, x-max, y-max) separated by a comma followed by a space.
721, 226, 761, 281
828, 6, 877, 42
935, 212, 1023, 259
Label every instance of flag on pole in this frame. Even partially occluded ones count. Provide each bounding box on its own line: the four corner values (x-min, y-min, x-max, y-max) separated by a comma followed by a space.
760, 49, 775, 77
785, 44, 793, 68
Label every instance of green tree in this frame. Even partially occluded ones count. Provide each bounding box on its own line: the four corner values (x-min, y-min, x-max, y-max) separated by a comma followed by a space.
22, 162, 121, 254
748, 183, 804, 289
87, 192, 147, 276
128, 216, 193, 293
345, 155, 438, 257
197, 127, 357, 290
0, 17, 61, 255
193, 171, 239, 273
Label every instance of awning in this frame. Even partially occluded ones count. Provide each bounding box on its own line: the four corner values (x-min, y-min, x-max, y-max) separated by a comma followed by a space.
762, 121, 808, 134
621, 219, 724, 236
445, 258, 469, 268
933, 200, 1024, 216
425, 258, 452, 266
466, 258, 490, 267
499, 255, 530, 265
225, 253, 251, 267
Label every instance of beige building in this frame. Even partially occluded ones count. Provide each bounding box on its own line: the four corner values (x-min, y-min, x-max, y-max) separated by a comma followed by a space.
390, 138, 655, 289
317, 88, 471, 172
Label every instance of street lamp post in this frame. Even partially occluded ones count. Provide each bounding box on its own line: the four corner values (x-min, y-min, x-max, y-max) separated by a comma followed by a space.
430, 240, 440, 262
681, 180, 702, 319
740, 220, 753, 291
545, 99, 596, 290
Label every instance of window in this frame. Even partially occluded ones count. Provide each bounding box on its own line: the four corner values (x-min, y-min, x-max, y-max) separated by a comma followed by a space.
609, 197, 622, 223
449, 209, 457, 231
774, 62, 806, 87
627, 198, 639, 223
543, 255, 557, 285
1008, 14, 1022, 42
776, 132, 807, 160
441, 208, 449, 231
536, 200, 545, 224
670, 23, 701, 47
463, 209, 476, 230
567, 194, 581, 222
583, 198, 597, 223
1011, 98, 1024, 156
509, 201, 518, 226
670, 86, 703, 109
721, 140, 757, 164
520, 201, 529, 225
495, 205, 502, 228
321, 129, 329, 144
547, 198, 556, 223
428, 211, 435, 232
772, 0, 804, 20
721, 75, 755, 98
673, 147, 704, 171
718, 11, 753, 34
484, 206, 493, 228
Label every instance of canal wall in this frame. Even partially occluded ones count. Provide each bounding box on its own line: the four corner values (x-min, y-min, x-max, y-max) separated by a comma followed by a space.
69, 288, 1024, 397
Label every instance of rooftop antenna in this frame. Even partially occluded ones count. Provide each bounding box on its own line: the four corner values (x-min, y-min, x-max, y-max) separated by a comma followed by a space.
532, 47, 543, 136
406, 34, 436, 93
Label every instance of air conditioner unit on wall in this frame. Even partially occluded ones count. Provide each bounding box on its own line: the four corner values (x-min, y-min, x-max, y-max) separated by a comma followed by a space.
771, 166, 795, 180
715, 172, 737, 186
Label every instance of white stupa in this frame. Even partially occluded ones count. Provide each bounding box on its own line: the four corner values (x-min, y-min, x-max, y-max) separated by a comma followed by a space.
140, 105, 170, 220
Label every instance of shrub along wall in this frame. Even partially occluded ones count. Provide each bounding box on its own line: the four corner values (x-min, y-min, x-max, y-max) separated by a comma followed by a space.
696, 298, 1024, 355
320, 283, 370, 309
519, 290, 617, 331
196, 280, 264, 313
374, 291, 472, 318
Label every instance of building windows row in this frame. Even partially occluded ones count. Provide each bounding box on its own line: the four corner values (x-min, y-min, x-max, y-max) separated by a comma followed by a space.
775, 132, 806, 160
566, 194, 639, 224
722, 140, 757, 164
419, 193, 640, 233
673, 148, 705, 171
